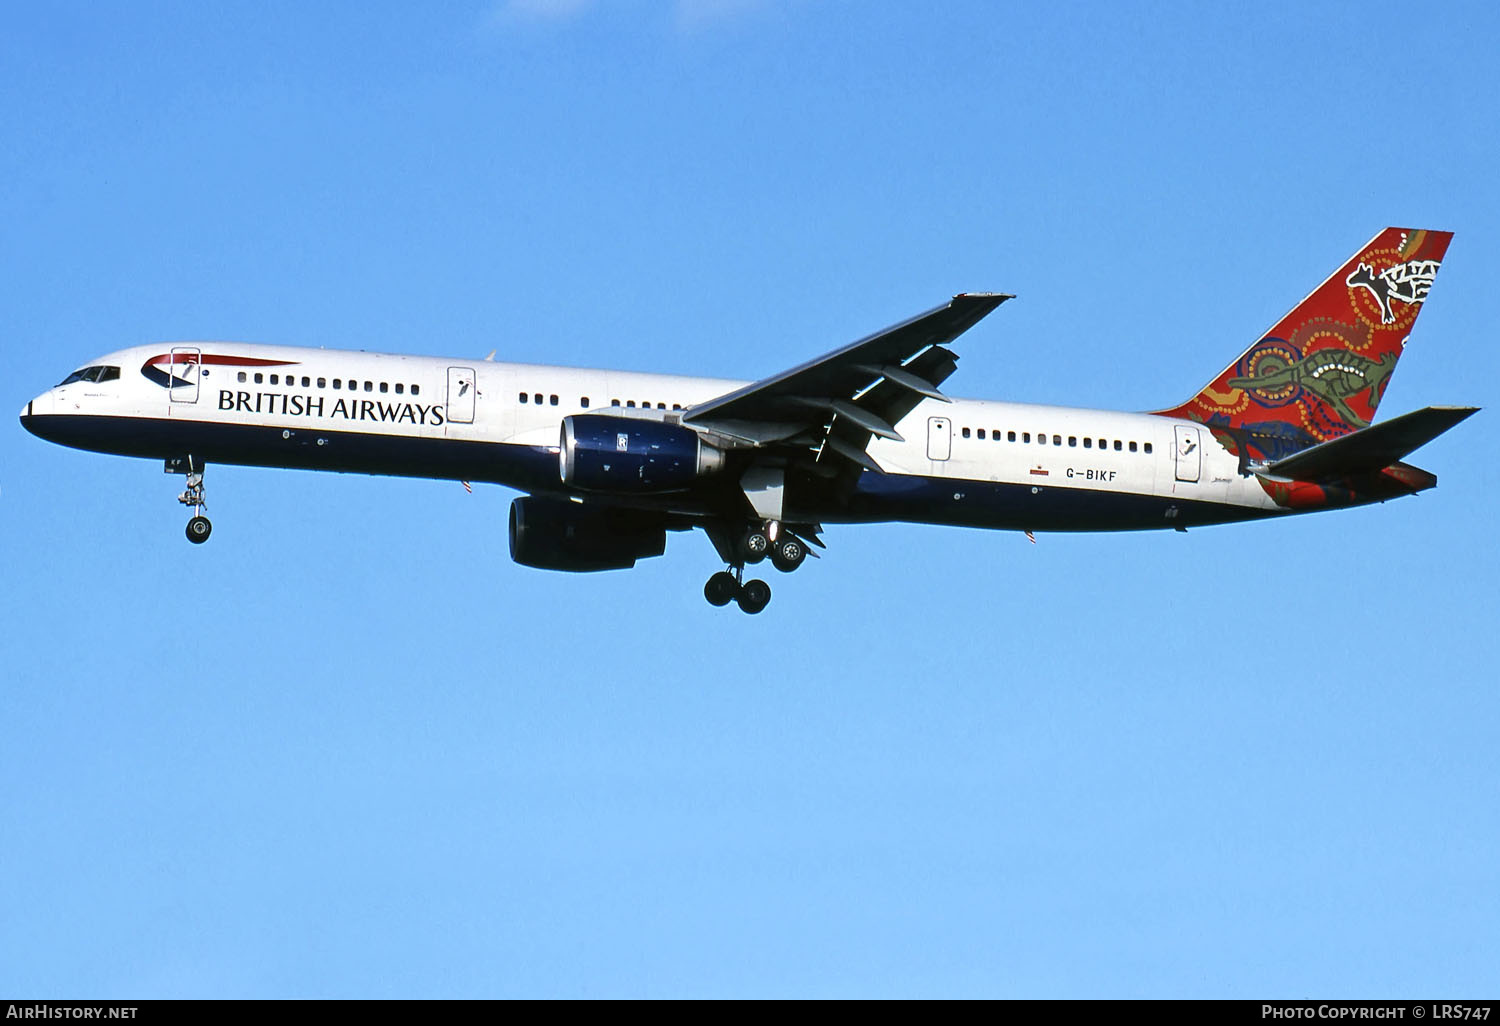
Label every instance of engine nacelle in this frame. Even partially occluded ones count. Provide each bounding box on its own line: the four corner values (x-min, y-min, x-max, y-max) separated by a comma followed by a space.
559, 415, 726, 493
508, 496, 666, 573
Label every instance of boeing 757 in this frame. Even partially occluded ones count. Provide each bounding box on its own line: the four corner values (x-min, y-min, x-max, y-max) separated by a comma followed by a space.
21, 227, 1476, 612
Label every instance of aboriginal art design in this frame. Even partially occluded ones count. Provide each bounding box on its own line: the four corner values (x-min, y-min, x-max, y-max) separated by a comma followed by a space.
1154, 228, 1451, 466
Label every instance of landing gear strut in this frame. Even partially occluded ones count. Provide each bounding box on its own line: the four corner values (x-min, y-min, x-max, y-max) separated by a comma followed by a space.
173, 457, 212, 544
702, 565, 771, 614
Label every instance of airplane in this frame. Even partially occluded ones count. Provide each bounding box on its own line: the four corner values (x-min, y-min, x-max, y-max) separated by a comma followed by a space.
20, 227, 1477, 614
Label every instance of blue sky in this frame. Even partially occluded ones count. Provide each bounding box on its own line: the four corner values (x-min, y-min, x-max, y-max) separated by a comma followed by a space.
3, 0, 1497, 998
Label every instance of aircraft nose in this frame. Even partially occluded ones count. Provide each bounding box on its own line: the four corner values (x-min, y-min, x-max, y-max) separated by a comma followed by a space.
19, 391, 53, 436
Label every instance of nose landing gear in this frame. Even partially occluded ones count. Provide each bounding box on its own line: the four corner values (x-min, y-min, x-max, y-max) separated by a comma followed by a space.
186, 513, 212, 543
169, 456, 212, 544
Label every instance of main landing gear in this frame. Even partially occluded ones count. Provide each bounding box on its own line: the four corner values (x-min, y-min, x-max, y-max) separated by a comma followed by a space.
740, 523, 808, 574
704, 567, 772, 614
703, 521, 813, 614
172, 457, 212, 544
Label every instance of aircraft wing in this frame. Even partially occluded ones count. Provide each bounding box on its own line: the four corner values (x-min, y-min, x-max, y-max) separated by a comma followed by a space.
682, 293, 1011, 470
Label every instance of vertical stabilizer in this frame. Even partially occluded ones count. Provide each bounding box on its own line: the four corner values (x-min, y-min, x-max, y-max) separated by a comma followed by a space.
1155, 228, 1452, 461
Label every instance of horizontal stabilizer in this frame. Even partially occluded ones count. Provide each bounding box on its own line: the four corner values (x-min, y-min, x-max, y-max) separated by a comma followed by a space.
1258, 405, 1478, 482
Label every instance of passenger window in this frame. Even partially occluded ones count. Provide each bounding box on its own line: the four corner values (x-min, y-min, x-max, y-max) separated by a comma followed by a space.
238, 372, 247, 383
1038, 433, 1047, 445
1084, 438, 1092, 448
1144, 442, 1152, 454
581, 397, 590, 408
657, 402, 665, 410
380, 382, 389, 393
1053, 435, 1062, 446
254, 373, 264, 384
673, 404, 682, 411
962, 427, 971, 438
977, 429, 986, 440
551, 395, 559, 406
302, 376, 310, 387
1098, 438, 1106, 449
411, 384, 420, 396
333, 379, 342, 390
317, 378, 326, 388
1114, 440, 1122, 451
1129, 441, 1138, 452
365, 381, 374, 392
1023, 432, 1031, 443
1068, 436, 1077, 447
627, 401, 636, 408
534, 393, 542, 404
1007, 431, 1016, 442
395, 383, 404, 394
519, 393, 528, 403
612, 399, 621, 407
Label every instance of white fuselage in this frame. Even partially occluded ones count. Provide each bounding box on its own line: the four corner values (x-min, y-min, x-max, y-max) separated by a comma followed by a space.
22, 340, 1284, 532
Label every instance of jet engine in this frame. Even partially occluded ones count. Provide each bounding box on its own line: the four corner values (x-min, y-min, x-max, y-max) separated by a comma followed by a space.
559, 415, 726, 493
508, 496, 667, 572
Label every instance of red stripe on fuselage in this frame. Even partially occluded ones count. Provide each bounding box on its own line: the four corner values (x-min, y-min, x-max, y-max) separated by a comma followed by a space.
145, 354, 299, 368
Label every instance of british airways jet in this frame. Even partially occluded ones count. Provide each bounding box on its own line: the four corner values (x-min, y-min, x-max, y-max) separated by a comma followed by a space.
21, 228, 1476, 613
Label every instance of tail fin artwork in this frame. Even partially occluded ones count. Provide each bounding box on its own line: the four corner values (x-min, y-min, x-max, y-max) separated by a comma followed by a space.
1155, 228, 1453, 462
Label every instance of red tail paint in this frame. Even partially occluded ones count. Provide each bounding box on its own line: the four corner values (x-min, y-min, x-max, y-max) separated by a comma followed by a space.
1155, 228, 1452, 461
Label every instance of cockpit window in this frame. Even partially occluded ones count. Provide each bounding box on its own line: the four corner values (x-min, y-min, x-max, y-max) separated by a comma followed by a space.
57, 365, 120, 385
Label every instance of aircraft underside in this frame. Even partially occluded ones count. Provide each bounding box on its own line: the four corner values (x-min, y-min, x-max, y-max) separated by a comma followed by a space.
27, 409, 1303, 613
31, 411, 1286, 528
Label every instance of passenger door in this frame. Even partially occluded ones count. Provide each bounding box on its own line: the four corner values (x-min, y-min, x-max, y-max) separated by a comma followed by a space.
1174, 424, 1201, 483
447, 366, 476, 425
169, 347, 201, 405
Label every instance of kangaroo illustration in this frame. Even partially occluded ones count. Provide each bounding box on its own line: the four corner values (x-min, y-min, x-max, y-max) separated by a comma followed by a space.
1346, 259, 1440, 325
